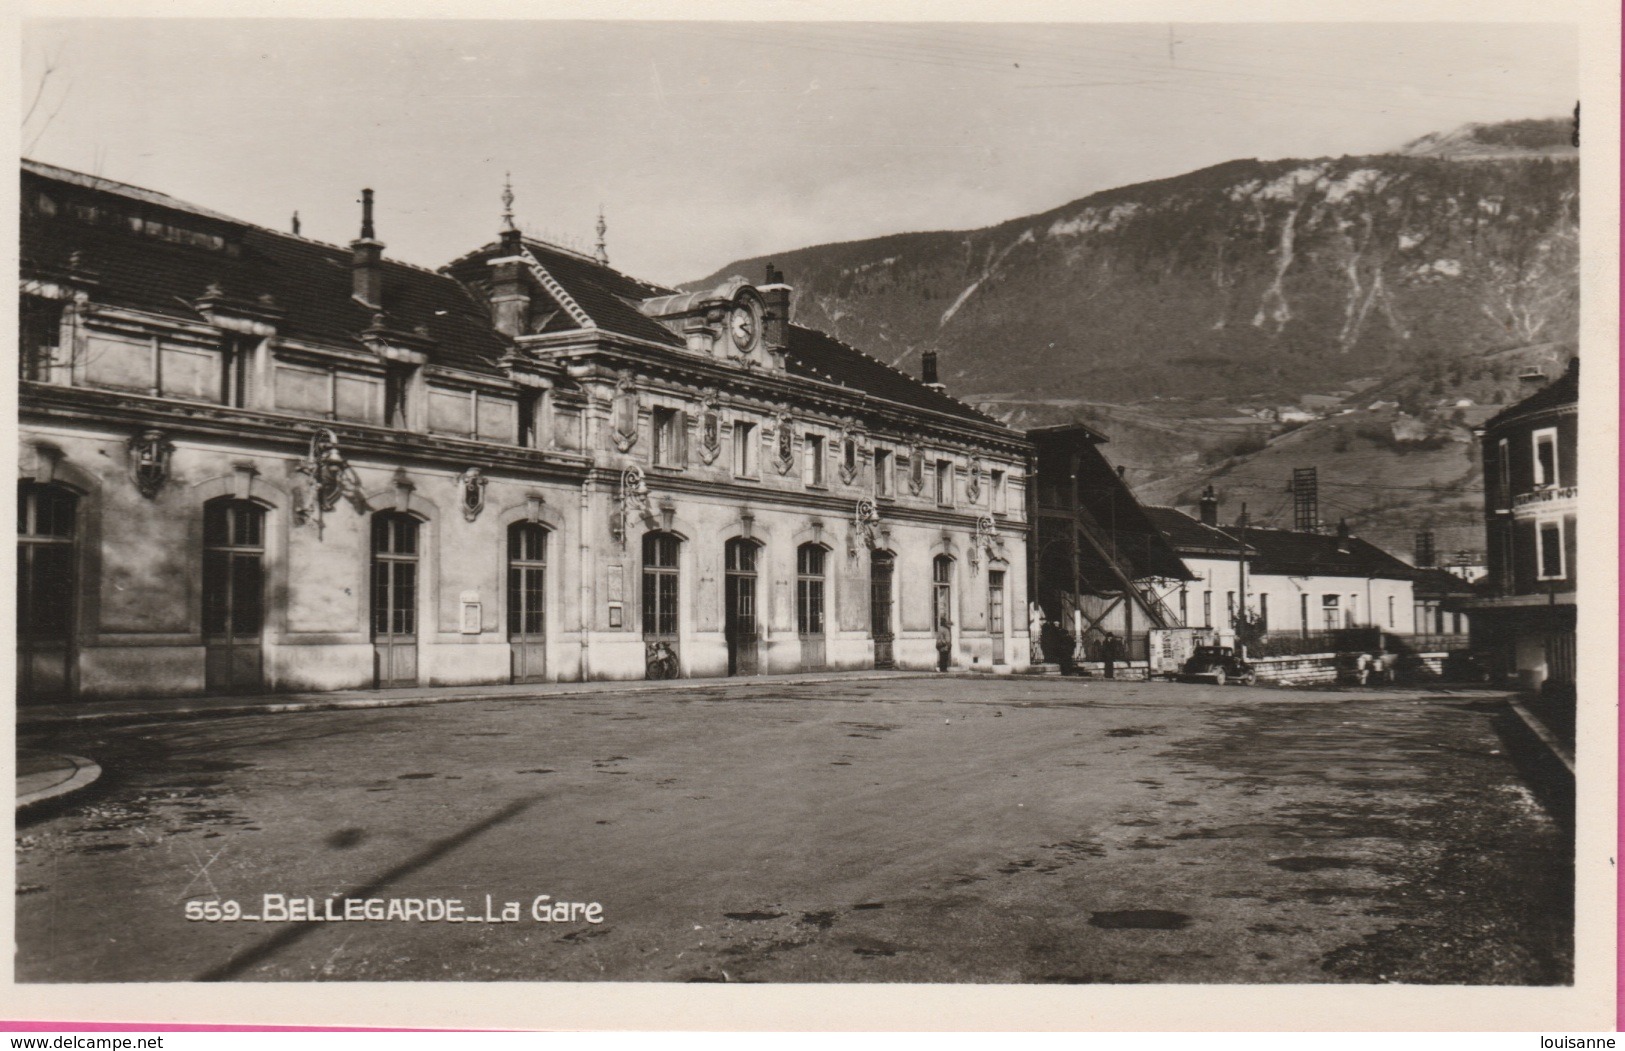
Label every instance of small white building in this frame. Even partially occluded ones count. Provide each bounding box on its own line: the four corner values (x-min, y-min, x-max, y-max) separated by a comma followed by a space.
1144, 495, 1418, 643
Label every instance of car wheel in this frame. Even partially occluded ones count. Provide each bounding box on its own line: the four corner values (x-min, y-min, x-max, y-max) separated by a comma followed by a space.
1212, 668, 1225, 687
1240, 672, 1256, 687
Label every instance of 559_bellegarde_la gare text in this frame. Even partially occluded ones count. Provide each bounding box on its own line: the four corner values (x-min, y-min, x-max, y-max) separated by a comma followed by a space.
184, 894, 603, 924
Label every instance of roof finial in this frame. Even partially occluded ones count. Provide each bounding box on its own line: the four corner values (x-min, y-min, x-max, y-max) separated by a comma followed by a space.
359, 188, 375, 241
291, 211, 301, 236
501, 172, 515, 233
594, 205, 608, 265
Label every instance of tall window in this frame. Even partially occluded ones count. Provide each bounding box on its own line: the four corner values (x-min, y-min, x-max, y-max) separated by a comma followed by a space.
642, 532, 681, 637
371, 513, 419, 638
1178, 587, 1188, 626
508, 523, 547, 638
1202, 591, 1212, 628
935, 460, 953, 506
874, 448, 892, 497
1226, 591, 1236, 621
733, 421, 757, 477
803, 433, 826, 487
1387, 595, 1395, 628
17, 482, 77, 644
517, 390, 541, 448
797, 544, 826, 636
932, 555, 954, 627
1532, 428, 1558, 488
384, 368, 412, 429
1496, 438, 1511, 505
20, 296, 62, 382
842, 438, 857, 481
1321, 594, 1340, 632
1347, 594, 1358, 628
1257, 593, 1269, 633
990, 469, 1006, 514
652, 407, 685, 467
1537, 520, 1565, 579
220, 336, 253, 408
203, 499, 265, 637
1300, 594, 1310, 636
988, 569, 1006, 637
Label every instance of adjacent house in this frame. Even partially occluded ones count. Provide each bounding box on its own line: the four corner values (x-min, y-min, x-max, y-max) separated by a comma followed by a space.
1144, 492, 1419, 645
1460, 358, 1578, 694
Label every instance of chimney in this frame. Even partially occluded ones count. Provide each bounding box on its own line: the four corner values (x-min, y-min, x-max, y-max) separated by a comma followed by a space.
1198, 485, 1219, 527
921, 349, 946, 391
760, 262, 791, 351
1336, 518, 1351, 554
489, 225, 530, 338
351, 188, 385, 310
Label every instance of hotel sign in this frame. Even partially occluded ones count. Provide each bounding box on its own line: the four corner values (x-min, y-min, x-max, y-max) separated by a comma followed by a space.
1512, 485, 1577, 517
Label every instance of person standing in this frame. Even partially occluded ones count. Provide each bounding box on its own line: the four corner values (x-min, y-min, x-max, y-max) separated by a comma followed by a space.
935, 616, 953, 672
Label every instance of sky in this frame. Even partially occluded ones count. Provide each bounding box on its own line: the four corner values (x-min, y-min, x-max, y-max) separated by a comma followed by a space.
21, 18, 1577, 285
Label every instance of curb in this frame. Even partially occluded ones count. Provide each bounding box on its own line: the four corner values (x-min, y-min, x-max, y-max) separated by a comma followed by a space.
17, 753, 102, 810
1506, 697, 1575, 774
17, 670, 958, 730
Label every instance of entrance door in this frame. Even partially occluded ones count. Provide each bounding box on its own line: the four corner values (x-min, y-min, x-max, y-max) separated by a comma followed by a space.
372, 512, 420, 688
642, 532, 681, 679
724, 538, 760, 676
17, 482, 77, 703
508, 522, 548, 683
988, 569, 1007, 665
870, 551, 895, 669
797, 543, 827, 671
203, 499, 265, 693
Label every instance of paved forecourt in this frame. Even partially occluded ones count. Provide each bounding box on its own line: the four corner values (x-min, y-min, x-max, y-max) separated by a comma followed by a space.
15, 676, 1569, 984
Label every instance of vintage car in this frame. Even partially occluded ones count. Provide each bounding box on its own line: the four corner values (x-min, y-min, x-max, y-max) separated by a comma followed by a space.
1179, 645, 1256, 686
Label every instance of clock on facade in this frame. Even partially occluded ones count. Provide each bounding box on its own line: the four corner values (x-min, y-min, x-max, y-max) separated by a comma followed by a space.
729, 303, 757, 351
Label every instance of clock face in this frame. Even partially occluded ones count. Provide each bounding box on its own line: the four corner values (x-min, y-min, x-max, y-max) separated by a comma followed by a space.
729, 304, 756, 351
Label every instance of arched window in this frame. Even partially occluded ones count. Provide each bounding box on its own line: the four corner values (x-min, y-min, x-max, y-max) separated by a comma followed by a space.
18, 482, 77, 701
372, 512, 420, 686
18, 482, 76, 639
508, 522, 547, 636
203, 498, 266, 692
797, 544, 826, 637
203, 499, 265, 637
932, 554, 954, 628
642, 532, 681, 679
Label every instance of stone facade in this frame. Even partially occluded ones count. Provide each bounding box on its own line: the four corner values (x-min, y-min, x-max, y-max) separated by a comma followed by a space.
18, 161, 1030, 702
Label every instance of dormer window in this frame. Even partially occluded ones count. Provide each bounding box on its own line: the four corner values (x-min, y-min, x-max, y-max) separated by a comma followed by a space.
384, 367, 413, 429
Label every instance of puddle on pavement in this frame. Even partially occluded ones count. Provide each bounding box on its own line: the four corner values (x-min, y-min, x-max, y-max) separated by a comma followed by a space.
397, 773, 436, 780
1088, 909, 1192, 930
325, 828, 365, 849
1107, 728, 1163, 738
852, 902, 885, 910
723, 911, 784, 922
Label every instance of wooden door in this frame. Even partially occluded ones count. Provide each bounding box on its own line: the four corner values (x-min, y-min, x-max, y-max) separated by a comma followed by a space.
17, 483, 76, 703
372, 513, 420, 688
725, 538, 760, 676
508, 523, 548, 683
203, 500, 265, 693
870, 551, 894, 669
